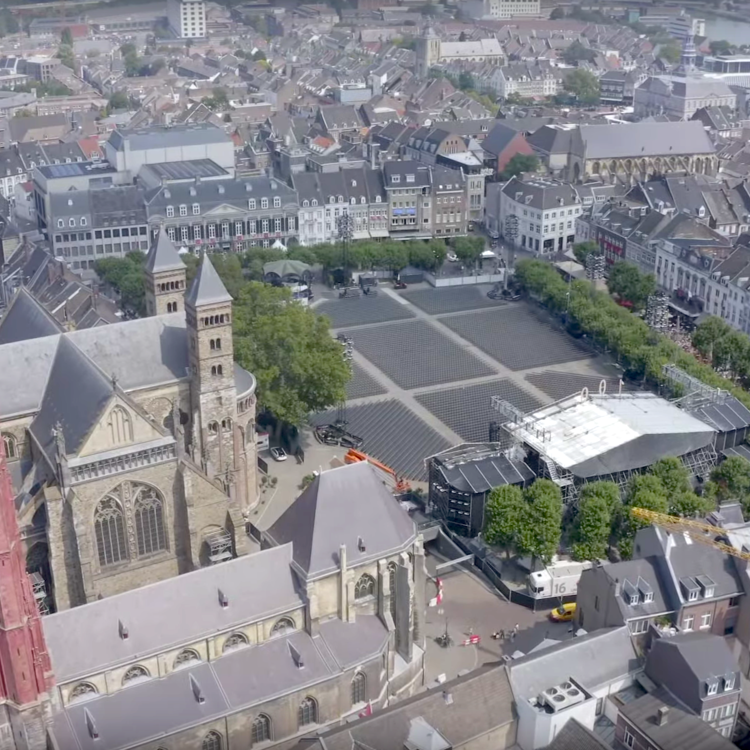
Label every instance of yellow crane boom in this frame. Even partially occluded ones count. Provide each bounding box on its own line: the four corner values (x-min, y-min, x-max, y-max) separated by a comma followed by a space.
630, 507, 750, 562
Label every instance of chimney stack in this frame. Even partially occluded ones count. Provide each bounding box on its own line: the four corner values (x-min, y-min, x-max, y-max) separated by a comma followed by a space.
657, 706, 669, 726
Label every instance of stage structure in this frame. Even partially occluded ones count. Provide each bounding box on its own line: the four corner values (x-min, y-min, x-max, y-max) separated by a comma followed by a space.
492, 381, 718, 503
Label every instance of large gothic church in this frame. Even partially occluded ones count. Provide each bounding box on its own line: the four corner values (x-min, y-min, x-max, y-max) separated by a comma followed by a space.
0, 231, 259, 612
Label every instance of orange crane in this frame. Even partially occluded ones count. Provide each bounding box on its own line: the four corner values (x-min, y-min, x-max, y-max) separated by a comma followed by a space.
630, 507, 750, 561
344, 449, 411, 494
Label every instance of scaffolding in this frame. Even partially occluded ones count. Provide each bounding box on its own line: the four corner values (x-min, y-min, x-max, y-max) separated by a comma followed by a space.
30, 572, 50, 616
585, 252, 605, 281
491, 396, 552, 443
662, 364, 728, 408
645, 291, 670, 332
680, 443, 718, 482
205, 529, 233, 565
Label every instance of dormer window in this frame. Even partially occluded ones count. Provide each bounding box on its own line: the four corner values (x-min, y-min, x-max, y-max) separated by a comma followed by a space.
166, 206, 174, 218
249, 199, 256, 210
392, 175, 400, 183
338, 195, 343, 203
193, 203, 200, 215
311, 199, 318, 207
707, 680, 718, 696
724, 675, 735, 691
274, 196, 281, 208
681, 577, 700, 602
406, 174, 415, 183
261, 197, 268, 209
302, 200, 309, 208
696, 575, 715, 599
375, 196, 381, 203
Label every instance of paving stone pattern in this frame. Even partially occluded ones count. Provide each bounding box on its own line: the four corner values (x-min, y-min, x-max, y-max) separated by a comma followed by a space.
441, 306, 591, 371
346, 362, 388, 400
316, 294, 416, 329
416, 379, 544, 444
401, 286, 506, 316
349, 320, 495, 390
310, 399, 451, 481
525, 370, 634, 402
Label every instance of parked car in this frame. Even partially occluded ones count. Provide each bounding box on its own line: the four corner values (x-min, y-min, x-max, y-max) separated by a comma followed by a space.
446, 251, 458, 262
270, 447, 288, 462
549, 603, 577, 622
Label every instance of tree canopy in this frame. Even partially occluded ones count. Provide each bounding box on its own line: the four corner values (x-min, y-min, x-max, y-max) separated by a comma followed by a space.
710, 456, 750, 509
606, 261, 655, 311
572, 482, 617, 560
660, 43, 681, 64
61, 27, 73, 47
499, 153, 539, 180
233, 282, 350, 426
483, 485, 526, 558
572, 241, 599, 265
563, 69, 600, 104
563, 40, 597, 65
95, 252, 147, 314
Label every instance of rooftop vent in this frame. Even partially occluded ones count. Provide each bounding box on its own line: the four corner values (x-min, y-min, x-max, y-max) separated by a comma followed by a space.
218, 589, 229, 608
357, 536, 366, 553
540, 680, 585, 712
118, 620, 129, 640
190, 674, 205, 704
289, 642, 305, 669
443, 691, 453, 705
84, 708, 98, 740
657, 706, 669, 726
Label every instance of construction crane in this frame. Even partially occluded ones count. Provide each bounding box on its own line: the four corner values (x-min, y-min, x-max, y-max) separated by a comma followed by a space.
630, 507, 750, 562
344, 449, 411, 494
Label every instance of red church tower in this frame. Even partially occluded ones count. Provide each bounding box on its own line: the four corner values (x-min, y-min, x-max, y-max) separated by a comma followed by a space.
0, 439, 54, 748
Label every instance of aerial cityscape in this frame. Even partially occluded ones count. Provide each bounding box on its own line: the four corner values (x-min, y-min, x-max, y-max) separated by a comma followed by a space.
1, 0, 750, 748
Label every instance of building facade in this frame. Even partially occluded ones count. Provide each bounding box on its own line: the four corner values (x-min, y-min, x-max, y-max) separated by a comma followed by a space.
459, 0, 540, 19
167, 0, 206, 38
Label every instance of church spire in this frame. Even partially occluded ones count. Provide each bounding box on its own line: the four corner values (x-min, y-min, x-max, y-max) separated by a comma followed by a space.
186, 253, 232, 308
144, 229, 187, 316
0, 439, 54, 707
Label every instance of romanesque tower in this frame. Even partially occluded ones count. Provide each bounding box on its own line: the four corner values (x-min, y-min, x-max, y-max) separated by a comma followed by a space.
0, 440, 55, 750
185, 255, 237, 485
144, 230, 187, 316
416, 25, 440, 78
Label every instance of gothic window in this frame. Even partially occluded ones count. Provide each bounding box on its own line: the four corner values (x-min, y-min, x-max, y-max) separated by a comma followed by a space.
354, 573, 375, 600
211, 365, 223, 376
2, 433, 16, 459
351, 672, 366, 705
94, 496, 128, 566
69, 683, 97, 703
388, 561, 397, 620
133, 485, 166, 556
270, 617, 295, 638
298, 697, 318, 727
173, 649, 200, 670
223, 632, 249, 653
108, 406, 133, 445
210, 338, 221, 350
221, 418, 232, 430
202, 731, 222, 750
122, 665, 150, 687
208, 421, 219, 435
251, 714, 271, 745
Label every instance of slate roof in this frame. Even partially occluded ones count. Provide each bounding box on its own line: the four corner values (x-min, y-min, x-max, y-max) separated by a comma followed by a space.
502, 176, 580, 211
107, 123, 230, 152
43, 543, 302, 683
185, 254, 232, 307
145, 229, 185, 274
619, 686, 736, 750
597, 556, 673, 621
543, 718, 610, 750
507, 626, 641, 700
479, 122, 520, 157
0, 287, 62, 345
576, 121, 715, 159
29, 336, 114, 464
684, 395, 750, 433
434, 444, 534, 493
265, 462, 416, 580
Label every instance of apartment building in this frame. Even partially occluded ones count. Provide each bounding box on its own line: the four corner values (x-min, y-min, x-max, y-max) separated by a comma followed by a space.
459, 0, 541, 20
167, 0, 206, 38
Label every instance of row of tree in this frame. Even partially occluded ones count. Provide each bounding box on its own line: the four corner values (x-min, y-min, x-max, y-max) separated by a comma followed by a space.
513, 258, 750, 411
691, 315, 750, 385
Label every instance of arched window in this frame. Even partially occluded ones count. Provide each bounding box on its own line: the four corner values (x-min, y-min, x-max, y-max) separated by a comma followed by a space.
351, 672, 366, 705
107, 406, 133, 445
298, 696, 318, 727
223, 632, 249, 653
388, 561, 398, 620
173, 649, 200, 670
122, 665, 150, 687
133, 485, 166, 556
211, 365, 224, 376
94, 496, 128, 566
202, 731, 222, 750
208, 421, 219, 435
251, 714, 272, 745
69, 682, 97, 704
270, 617, 295, 638
2, 433, 17, 459
221, 418, 232, 431
354, 573, 375, 600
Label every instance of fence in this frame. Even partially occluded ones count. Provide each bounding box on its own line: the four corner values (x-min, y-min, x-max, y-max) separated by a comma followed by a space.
424, 269, 506, 288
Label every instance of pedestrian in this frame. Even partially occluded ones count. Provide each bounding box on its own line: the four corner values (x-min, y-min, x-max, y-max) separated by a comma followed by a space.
510, 630, 516, 642
514, 623, 519, 634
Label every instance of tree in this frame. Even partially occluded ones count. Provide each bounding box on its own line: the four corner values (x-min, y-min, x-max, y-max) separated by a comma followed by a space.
564, 69, 600, 104
709, 40, 733, 56
458, 31, 467, 42
56, 44, 75, 70
61, 27, 73, 47
563, 40, 596, 65
94, 254, 146, 315
606, 261, 655, 311
650, 457, 690, 500
572, 241, 599, 265
523, 480, 563, 564
712, 329, 749, 378
233, 282, 350, 426
483, 485, 526, 557
107, 91, 130, 111
692, 316, 732, 362
451, 236, 484, 267
573, 491, 611, 561
252, 49, 267, 61
550, 7, 566, 19
458, 71, 475, 92
499, 153, 539, 180
711, 456, 750, 506
13, 108, 33, 118
660, 44, 681, 64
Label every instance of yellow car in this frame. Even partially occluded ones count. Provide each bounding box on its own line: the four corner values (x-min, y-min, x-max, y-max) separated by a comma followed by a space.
549, 603, 577, 622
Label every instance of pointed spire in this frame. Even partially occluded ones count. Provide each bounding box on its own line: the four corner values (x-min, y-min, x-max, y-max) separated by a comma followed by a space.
145, 229, 185, 274
186, 254, 232, 307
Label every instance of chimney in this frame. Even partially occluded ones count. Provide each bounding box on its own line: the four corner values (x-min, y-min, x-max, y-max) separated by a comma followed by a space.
84, 708, 99, 739
657, 706, 669, 726
190, 674, 205, 704
218, 589, 229, 608
118, 620, 128, 640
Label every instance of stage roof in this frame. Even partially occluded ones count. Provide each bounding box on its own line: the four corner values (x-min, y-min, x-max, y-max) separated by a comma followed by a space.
505, 393, 715, 478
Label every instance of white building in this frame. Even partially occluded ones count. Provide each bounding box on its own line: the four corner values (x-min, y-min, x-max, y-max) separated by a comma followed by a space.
495, 176, 583, 255
459, 0, 541, 20
167, 0, 206, 39
668, 12, 705, 42
490, 65, 560, 99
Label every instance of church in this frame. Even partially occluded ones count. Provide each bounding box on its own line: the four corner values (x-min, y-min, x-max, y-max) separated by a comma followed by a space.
0, 233, 428, 749
0, 232, 259, 613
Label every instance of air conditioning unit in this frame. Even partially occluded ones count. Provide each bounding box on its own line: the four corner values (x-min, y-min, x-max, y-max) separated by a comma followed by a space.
540, 681, 586, 712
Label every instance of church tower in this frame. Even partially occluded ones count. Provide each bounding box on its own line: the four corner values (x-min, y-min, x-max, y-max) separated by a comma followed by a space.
144, 230, 187, 316
0, 440, 55, 749
416, 25, 440, 78
185, 255, 236, 483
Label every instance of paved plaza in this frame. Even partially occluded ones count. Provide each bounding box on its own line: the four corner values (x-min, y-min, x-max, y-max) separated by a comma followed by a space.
401, 285, 506, 316
316, 293, 415, 328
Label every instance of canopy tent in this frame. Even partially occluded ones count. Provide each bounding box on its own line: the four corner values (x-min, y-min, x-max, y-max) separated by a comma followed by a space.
263, 259, 312, 280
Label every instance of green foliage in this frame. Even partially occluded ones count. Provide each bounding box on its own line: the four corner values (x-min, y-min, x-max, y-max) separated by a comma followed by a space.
572, 241, 599, 265
458, 71, 475, 91
56, 44, 75, 70
606, 261, 656, 311
0, 9, 19, 37
483, 485, 526, 556
252, 49, 267, 61
660, 44, 681, 64
650, 457, 690, 499
550, 7, 566, 19
13, 109, 33, 118
94, 253, 146, 315
521, 479, 563, 563
107, 91, 130, 111
61, 27, 73, 47
564, 69, 600, 104
13, 81, 72, 97
709, 40, 734, 56
202, 87, 230, 111
711, 456, 750, 506
691, 317, 750, 380
499, 153, 539, 180
451, 236, 484, 267
504, 92, 535, 106
572, 491, 611, 561
563, 40, 596, 65
233, 282, 350, 425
